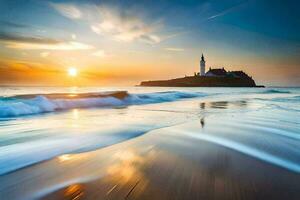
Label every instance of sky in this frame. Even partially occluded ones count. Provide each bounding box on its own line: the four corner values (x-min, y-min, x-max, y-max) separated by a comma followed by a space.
0, 0, 299, 86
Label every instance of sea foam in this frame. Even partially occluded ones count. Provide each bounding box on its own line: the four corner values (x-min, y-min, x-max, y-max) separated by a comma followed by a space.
0, 91, 204, 118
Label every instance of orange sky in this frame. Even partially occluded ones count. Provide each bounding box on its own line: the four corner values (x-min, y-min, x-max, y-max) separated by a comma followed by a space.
0, 50, 299, 86
0, 0, 299, 86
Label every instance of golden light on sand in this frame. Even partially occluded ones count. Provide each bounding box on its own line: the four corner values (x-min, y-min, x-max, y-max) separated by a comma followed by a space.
58, 154, 73, 162
72, 109, 79, 120
107, 150, 145, 182
64, 184, 84, 199
68, 67, 78, 77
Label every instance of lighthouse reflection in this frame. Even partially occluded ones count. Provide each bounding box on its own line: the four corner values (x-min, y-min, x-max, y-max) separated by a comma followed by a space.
199, 100, 248, 128
199, 100, 248, 110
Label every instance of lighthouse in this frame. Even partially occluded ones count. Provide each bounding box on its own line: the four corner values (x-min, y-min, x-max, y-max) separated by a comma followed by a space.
200, 54, 206, 76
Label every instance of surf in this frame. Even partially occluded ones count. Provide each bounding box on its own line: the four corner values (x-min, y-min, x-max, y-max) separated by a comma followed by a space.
0, 91, 205, 118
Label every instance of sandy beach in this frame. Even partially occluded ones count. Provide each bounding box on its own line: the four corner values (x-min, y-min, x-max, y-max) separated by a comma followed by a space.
1, 90, 300, 200
0, 0, 299, 198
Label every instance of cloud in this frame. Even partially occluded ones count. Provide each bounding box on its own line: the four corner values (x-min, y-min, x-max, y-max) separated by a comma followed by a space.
0, 32, 93, 50
5, 41, 93, 50
0, 20, 29, 29
40, 52, 50, 57
0, 32, 59, 44
51, 3, 163, 44
37, 29, 46, 33
89, 6, 162, 44
71, 34, 77, 40
92, 50, 111, 58
51, 3, 82, 19
0, 59, 53, 71
92, 50, 105, 57
164, 48, 185, 52
140, 34, 161, 44
0, 59, 66, 84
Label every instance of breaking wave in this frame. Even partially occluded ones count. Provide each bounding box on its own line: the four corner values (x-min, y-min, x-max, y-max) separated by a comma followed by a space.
0, 91, 205, 118
0, 88, 295, 118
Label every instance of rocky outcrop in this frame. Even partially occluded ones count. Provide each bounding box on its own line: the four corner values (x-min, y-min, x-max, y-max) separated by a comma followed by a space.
140, 76, 263, 87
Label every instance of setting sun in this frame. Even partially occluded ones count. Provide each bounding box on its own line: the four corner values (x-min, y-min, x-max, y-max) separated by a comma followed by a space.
68, 68, 77, 77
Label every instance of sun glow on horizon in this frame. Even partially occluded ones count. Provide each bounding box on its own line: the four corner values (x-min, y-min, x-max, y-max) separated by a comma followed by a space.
68, 67, 78, 77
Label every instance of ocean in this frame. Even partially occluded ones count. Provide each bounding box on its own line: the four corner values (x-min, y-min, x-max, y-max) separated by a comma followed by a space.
0, 86, 299, 177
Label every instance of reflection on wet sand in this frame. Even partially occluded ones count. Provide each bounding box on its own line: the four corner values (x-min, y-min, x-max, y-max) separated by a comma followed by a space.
72, 109, 79, 120
210, 101, 229, 109
58, 154, 73, 162
199, 100, 248, 110
104, 148, 155, 199
6, 125, 300, 200
48, 148, 154, 199
198, 100, 249, 129
200, 102, 206, 110
198, 100, 249, 128
64, 184, 84, 200
200, 117, 205, 128
107, 150, 145, 183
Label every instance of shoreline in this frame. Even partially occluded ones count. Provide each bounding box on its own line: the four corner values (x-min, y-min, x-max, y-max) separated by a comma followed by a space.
0, 87, 299, 200
1, 116, 299, 200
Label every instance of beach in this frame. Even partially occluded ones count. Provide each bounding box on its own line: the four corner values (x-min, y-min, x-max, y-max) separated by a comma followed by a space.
0, 0, 299, 198
0, 87, 299, 199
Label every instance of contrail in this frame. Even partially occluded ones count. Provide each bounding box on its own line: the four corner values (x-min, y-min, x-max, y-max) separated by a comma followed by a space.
206, 0, 249, 21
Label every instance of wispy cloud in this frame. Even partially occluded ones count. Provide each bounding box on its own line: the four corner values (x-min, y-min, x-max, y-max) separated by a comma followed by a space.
165, 47, 185, 52
40, 52, 50, 58
0, 58, 65, 84
5, 41, 93, 50
89, 6, 163, 44
51, 3, 82, 19
92, 50, 111, 58
71, 34, 77, 40
51, 3, 164, 44
0, 20, 29, 29
0, 32, 93, 50
0, 32, 59, 44
0, 59, 55, 71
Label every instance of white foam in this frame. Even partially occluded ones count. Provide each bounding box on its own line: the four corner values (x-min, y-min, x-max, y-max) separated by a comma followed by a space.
0, 128, 148, 175
184, 131, 300, 173
0, 91, 205, 118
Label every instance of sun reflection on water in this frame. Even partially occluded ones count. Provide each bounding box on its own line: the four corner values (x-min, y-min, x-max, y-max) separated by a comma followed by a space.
69, 86, 78, 94
64, 184, 84, 200
107, 150, 145, 183
58, 154, 73, 162
72, 109, 79, 120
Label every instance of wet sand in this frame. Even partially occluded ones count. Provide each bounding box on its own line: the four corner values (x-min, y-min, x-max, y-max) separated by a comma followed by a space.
1, 117, 300, 200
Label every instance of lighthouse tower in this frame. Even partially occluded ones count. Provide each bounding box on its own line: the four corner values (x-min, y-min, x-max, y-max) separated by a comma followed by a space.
200, 54, 206, 76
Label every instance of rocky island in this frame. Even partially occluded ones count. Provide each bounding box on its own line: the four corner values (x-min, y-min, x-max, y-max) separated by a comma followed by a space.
140, 54, 263, 87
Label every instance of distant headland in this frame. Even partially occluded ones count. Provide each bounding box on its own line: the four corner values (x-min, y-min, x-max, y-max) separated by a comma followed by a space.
140, 54, 264, 87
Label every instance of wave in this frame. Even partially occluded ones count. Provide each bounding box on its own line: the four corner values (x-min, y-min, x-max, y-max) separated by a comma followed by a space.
0, 91, 205, 118
254, 95, 300, 106
261, 89, 291, 94
184, 131, 300, 173
0, 127, 150, 175
272, 95, 300, 102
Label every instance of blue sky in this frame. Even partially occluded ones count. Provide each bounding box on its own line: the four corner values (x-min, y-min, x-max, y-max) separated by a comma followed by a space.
0, 0, 299, 86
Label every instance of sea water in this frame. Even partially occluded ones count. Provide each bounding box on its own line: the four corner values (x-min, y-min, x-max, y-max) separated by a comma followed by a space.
0, 86, 299, 175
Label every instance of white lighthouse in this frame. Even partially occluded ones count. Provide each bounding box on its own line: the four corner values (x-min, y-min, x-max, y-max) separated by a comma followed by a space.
200, 54, 206, 76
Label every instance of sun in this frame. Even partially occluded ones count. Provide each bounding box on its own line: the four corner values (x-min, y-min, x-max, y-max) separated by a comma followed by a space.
68, 67, 77, 77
